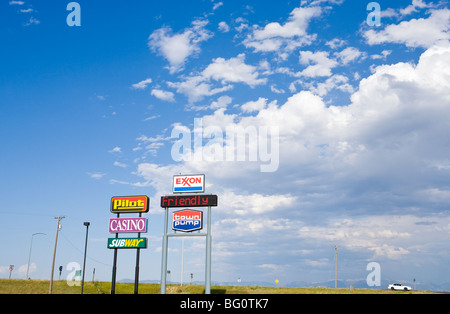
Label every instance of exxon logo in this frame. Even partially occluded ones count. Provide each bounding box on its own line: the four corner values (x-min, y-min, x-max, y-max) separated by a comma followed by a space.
173, 174, 205, 193
172, 209, 203, 232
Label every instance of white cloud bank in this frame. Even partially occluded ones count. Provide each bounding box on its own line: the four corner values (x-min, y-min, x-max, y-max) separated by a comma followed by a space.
129, 41, 450, 275
364, 8, 450, 48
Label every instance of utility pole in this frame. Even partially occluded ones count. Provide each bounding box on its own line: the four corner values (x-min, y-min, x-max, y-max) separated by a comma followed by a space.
334, 245, 338, 289
49, 216, 65, 294
27, 233, 46, 279
81, 222, 90, 294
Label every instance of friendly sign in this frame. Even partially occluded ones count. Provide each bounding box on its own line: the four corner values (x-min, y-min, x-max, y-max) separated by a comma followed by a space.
109, 217, 148, 233
172, 209, 203, 232
107, 238, 148, 249
161, 194, 218, 208
173, 174, 205, 193
111, 196, 149, 213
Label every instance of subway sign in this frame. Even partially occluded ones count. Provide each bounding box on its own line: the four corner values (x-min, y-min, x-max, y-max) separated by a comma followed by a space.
173, 174, 205, 193
111, 196, 149, 213
161, 194, 218, 208
173, 209, 203, 232
107, 238, 148, 249
109, 217, 148, 233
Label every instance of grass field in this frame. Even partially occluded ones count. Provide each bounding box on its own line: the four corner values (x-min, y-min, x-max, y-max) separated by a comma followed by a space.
0, 279, 434, 294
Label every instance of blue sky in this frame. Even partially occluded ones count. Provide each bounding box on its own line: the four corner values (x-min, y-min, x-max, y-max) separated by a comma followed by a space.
1, 0, 450, 289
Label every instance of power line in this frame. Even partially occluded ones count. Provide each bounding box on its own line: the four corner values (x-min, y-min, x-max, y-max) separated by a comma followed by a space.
59, 230, 111, 267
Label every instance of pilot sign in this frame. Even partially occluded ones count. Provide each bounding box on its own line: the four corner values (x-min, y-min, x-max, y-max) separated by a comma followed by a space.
172, 209, 203, 232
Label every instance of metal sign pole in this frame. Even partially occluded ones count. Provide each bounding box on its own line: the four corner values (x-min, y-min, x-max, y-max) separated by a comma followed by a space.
134, 212, 142, 294
205, 206, 212, 294
111, 213, 119, 294
160, 207, 169, 294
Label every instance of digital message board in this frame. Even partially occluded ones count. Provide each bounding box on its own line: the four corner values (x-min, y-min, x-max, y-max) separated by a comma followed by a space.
161, 194, 218, 208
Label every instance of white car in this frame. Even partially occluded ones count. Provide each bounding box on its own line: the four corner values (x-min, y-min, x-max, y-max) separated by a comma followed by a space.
388, 283, 412, 291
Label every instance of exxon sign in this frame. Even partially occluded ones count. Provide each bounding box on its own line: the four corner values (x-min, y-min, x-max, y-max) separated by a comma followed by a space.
172, 209, 203, 232
173, 174, 205, 193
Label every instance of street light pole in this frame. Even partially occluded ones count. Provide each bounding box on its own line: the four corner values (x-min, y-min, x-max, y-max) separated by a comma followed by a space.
334, 245, 338, 289
49, 216, 64, 294
27, 233, 46, 279
81, 222, 90, 294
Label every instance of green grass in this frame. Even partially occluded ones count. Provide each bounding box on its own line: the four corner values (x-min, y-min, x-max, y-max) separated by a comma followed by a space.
0, 279, 433, 294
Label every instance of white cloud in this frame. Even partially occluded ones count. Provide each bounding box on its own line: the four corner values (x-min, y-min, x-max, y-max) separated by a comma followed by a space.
188, 95, 233, 111
113, 161, 128, 168
168, 75, 233, 103
24, 16, 40, 26
212, 1, 223, 11
335, 47, 365, 65
168, 54, 266, 103
244, 5, 322, 55
119, 43, 450, 283
299, 50, 338, 77
251, 6, 321, 40
18, 263, 36, 276
9, 1, 24, 5
131, 78, 152, 90
87, 172, 106, 180
305, 74, 354, 96
108, 146, 122, 153
364, 8, 450, 48
202, 54, 267, 87
218, 21, 230, 33
240, 97, 272, 113
400, 0, 432, 16
151, 89, 175, 102
148, 19, 213, 74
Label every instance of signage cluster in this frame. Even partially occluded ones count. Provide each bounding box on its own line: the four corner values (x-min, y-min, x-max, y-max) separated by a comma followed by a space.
160, 174, 218, 295
108, 195, 149, 295
106, 174, 218, 295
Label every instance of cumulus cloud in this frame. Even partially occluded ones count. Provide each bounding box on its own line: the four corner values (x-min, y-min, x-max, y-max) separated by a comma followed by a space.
139, 42, 450, 268
148, 19, 213, 73
168, 54, 266, 103
299, 50, 338, 77
364, 8, 450, 48
244, 5, 322, 56
151, 89, 175, 102
131, 78, 152, 90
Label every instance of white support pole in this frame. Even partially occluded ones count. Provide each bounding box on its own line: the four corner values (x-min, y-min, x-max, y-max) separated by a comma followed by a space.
205, 206, 212, 294
160, 207, 169, 294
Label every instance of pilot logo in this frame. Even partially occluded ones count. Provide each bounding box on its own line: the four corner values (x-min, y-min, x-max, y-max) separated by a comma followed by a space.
172, 209, 203, 232
110, 196, 149, 213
